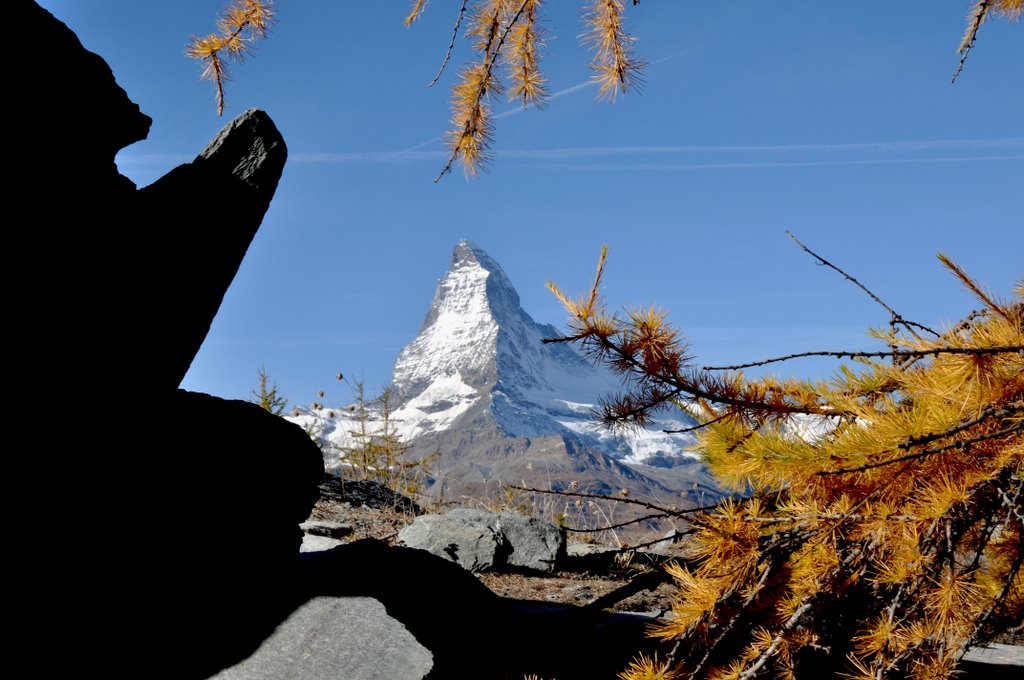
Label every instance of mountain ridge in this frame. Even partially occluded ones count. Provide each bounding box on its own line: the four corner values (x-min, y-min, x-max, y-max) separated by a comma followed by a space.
291, 241, 718, 509
391, 240, 701, 460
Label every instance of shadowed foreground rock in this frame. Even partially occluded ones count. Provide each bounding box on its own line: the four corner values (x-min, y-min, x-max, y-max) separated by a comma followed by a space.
139, 107, 287, 388
211, 597, 434, 680
16, 4, 322, 678
297, 540, 659, 680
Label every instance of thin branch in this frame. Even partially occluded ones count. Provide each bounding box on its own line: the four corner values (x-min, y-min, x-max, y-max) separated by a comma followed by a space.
613, 530, 697, 553
510, 484, 721, 517
740, 513, 922, 524
953, 0, 992, 83
564, 511, 678, 532
999, 480, 1024, 525
427, 0, 470, 87
187, 0, 274, 116
898, 400, 1022, 450
738, 603, 813, 680
626, 528, 700, 557
584, 569, 673, 612
953, 308, 991, 334
663, 412, 731, 434
818, 421, 1024, 475
737, 539, 874, 679
435, 0, 532, 182
787, 231, 939, 338
583, 331, 845, 417
703, 345, 1023, 371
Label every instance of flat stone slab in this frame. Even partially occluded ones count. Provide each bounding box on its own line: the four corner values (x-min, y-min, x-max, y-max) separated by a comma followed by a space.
962, 642, 1024, 666
300, 533, 345, 553
211, 596, 432, 679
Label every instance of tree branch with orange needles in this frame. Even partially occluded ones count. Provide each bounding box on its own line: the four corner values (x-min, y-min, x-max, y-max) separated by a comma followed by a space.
701, 345, 1024, 371
818, 421, 1024, 476
187, 0, 275, 115
435, 0, 534, 181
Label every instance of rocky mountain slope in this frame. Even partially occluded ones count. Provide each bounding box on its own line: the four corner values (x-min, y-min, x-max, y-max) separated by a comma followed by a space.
291, 241, 719, 508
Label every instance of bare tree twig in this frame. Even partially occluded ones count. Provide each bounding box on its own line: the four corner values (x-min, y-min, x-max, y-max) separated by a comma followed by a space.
427, 0, 470, 87
586, 332, 846, 417
510, 484, 723, 516
663, 412, 730, 434
435, 0, 533, 182
564, 511, 681, 532
583, 569, 673, 612
787, 231, 939, 338
703, 345, 1023, 371
953, 0, 992, 83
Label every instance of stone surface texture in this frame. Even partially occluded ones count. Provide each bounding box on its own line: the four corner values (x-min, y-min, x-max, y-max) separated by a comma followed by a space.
399, 508, 565, 573
211, 597, 433, 680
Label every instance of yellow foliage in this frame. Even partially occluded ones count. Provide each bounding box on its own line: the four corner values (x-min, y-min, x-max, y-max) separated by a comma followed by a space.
184, 3, 1019, 177
955, 0, 1024, 81
549, 245, 1023, 679
187, 0, 274, 115
618, 653, 676, 680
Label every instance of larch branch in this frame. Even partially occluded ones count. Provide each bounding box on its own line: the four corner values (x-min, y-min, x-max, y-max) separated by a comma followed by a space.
510, 484, 722, 516
953, 1, 992, 83
819, 421, 1024, 475
427, 0, 470, 87
702, 345, 1024, 371
435, 0, 533, 182
787, 231, 939, 338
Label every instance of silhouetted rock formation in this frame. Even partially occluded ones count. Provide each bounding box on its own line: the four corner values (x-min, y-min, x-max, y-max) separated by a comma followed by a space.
16, 4, 322, 678
138, 108, 287, 389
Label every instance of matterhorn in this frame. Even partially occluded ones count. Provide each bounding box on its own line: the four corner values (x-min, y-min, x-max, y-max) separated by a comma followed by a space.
300, 241, 718, 506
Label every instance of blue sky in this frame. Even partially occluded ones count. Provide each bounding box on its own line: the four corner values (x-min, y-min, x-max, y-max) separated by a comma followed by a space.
42, 1, 1022, 408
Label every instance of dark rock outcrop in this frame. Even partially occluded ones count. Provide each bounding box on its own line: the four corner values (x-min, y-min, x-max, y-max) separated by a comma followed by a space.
144, 390, 324, 676
16, 5, 287, 399
15, 2, 151, 191
16, 4, 322, 678
138, 108, 287, 389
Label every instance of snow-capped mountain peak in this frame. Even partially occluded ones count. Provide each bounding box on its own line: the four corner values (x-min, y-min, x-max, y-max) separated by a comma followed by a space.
387, 241, 700, 465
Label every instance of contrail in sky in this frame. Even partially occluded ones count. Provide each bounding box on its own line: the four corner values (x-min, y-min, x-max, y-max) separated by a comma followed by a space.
115, 40, 1022, 171
394, 46, 704, 149
285, 139, 1023, 165
119, 141, 1024, 167
531, 156, 1024, 171
491, 139, 1024, 159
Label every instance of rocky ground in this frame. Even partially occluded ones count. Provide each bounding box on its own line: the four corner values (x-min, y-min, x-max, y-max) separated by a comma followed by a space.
307, 492, 679, 614
305, 485, 1023, 676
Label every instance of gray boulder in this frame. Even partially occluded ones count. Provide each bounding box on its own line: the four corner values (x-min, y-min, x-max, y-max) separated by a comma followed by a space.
211, 597, 432, 680
496, 512, 566, 572
300, 534, 345, 553
399, 508, 565, 573
398, 508, 506, 572
300, 520, 354, 552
